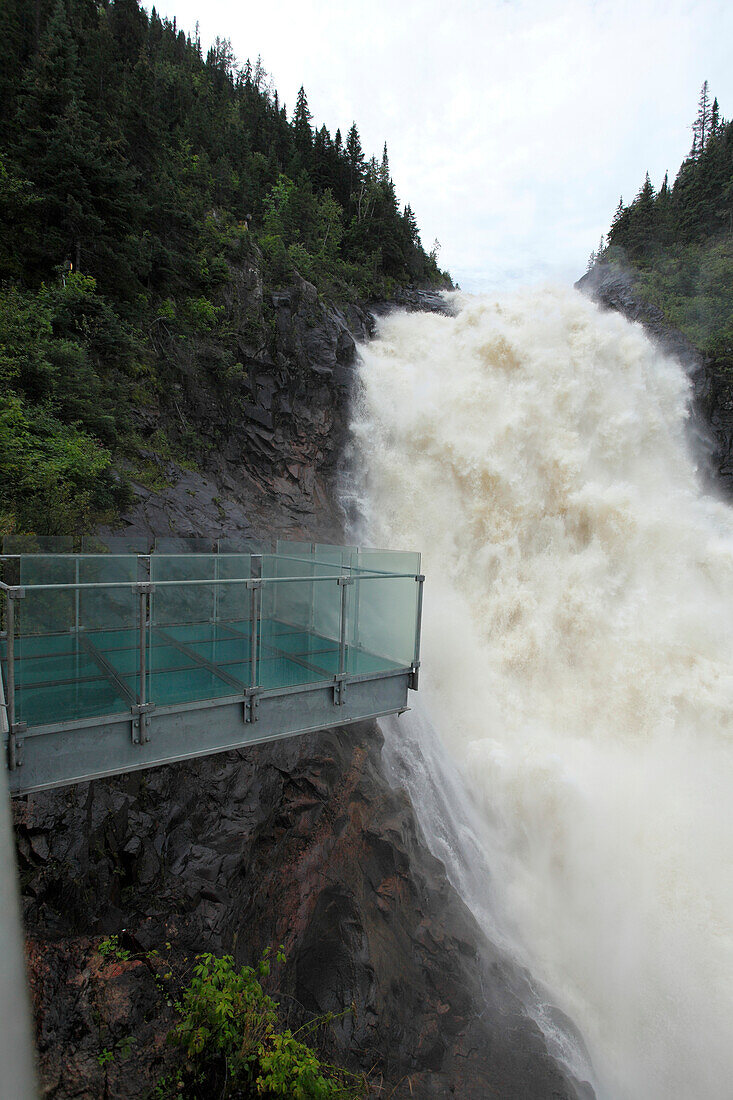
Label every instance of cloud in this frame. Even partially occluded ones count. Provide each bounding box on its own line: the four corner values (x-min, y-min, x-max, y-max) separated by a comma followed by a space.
159, 0, 733, 291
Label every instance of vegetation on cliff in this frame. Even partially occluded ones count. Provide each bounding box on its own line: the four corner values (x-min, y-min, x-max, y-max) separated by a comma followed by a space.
589, 82, 733, 394
0, 0, 450, 536
165, 950, 366, 1098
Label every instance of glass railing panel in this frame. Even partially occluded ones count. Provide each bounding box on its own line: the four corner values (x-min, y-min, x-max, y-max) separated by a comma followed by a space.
151, 554, 216, 626
11, 583, 138, 727
218, 538, 269, 554
215, 555, 252, 625
16, 559, 75, 635
312, 565, 344, 642
146, 581, 249, 705
275, 539, 313, 557
79, 555, 138, 633
19, 554, 76, 588
154, 537, 214, 554
350, 574, 419, 669
261, 553, 313, 630
81, 535, 151, 554
314, 543, 357, 570
354, 549, 421, 577
259, 574, 339, 687
3, 536, 74, 554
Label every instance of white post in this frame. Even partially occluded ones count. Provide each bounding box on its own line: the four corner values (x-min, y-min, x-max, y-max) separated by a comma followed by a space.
0, 770, 38, 1098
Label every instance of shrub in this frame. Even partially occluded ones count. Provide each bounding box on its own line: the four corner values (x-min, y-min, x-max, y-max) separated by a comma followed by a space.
165, 950, 365, 1099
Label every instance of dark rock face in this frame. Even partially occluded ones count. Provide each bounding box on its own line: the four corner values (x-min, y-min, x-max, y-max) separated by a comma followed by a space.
373, 286, 455, 316
114, 265, 375, 543
17, 723, 587, 1098
577, 263, 733, 496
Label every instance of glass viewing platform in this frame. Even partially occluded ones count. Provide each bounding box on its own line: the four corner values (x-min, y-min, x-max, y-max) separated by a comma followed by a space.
1, 538, 423, 795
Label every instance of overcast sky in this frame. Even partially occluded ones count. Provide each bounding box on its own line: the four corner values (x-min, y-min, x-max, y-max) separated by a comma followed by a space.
157, 0, 733, 293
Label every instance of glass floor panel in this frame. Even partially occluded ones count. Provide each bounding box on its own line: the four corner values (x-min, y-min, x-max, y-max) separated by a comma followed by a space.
85, 628, 140, 650
144, 667, 242, 705
11, 633, 81, 659
243, 655, 330, 690
188, 637, 252, 663
16, 678, 130, 727
15, 652, 101, 686
104, 645, 193, 676
162, 622, 249, 644
260, 620, 304, 639
266, 631, 340, 657
1, 618, 408, 729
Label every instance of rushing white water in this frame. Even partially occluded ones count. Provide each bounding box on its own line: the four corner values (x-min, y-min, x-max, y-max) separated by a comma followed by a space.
350, 285, 733, 1100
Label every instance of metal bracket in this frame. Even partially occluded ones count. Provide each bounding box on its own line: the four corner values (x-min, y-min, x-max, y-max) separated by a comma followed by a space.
246, 578, 263, 590
136, 583, 154, 595
337, 576, 354, 586
333, 674, 347, 706
245, 693, 260, 723
410, 662, 421, 691
131, 702, 155, 745
7, 722, 27, 769
6, 587, 25, 600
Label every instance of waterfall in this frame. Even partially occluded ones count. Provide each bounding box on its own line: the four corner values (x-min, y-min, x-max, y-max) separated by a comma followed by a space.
349, 285, 733, 1100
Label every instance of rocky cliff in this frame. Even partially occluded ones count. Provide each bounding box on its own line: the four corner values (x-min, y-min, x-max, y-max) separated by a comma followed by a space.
16, 268, 591, 1098
576, 263, 733, 496
109, 258, 375, 543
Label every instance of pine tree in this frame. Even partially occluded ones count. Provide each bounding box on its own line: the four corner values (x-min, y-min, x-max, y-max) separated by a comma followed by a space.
692, 80, 712, 158
292, 85, 312, 152
345, 122, 364, 212
14, 1, 137, 286
380, 142, 389, 184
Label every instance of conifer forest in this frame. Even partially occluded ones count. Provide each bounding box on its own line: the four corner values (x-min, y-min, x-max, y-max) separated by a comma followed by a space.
0, 0, 448, 536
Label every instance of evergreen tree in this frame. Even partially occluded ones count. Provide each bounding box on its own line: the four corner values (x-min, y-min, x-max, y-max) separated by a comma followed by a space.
292, 85, 312, 158
14, 1, 137, 286
345, 123, 364, 194
380, 142, 390, 184
692, 80, 712, 158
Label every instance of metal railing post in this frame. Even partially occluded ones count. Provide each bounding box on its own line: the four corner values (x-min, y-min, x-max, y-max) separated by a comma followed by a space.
249, 583, 260, 690
6, 592, 16, 769
74, 556, 80, 637
309, 542, 316, 636
338, 578, 348, 677
0, 765, 38, 1098
213, 550, 219, 626
353, 576, 361, 652
138, 586, 147, 707
411, 574, 425, 691
335, 576, 352, 705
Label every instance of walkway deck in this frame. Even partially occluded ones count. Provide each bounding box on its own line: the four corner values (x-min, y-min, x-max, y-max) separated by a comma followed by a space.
1, 542, 423, 795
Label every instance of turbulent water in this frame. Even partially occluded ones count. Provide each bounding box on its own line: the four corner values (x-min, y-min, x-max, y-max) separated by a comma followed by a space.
350, 285, 733, 1100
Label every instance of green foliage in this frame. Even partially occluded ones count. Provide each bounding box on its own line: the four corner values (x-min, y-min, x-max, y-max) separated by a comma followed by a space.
165, 949, 364, 1099
0, 0, 450, 536
595, 84, 733, 405
257, 1030, 343, 1097
98, 934, 132, 961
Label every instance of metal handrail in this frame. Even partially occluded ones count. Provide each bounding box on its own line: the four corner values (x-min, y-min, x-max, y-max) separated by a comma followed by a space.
0, 571, 421, 594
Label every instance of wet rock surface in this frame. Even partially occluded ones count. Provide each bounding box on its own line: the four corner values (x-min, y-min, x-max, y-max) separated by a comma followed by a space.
17, 723, 586, 1098
112, 267, 375, 543
577, 263, 733, 496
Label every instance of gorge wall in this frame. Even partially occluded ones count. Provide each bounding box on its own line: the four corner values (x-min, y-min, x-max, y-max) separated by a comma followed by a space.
577, 262, 733, 496
15, 265, 589, 1099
